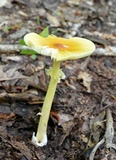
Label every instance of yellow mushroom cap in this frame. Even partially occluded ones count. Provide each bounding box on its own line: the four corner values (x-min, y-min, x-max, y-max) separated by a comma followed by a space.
24, 33, 95, 61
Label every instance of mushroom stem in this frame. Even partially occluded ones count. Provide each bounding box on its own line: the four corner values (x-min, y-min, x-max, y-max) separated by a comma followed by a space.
32, 60, 60, 146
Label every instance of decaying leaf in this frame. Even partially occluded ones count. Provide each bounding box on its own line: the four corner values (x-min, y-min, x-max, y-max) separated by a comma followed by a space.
57, 112, 74, 132
55, 112, 74, 146
78, 71, 92, 92
51, 111, 74, 132
90, 111, 105, 143
9, 141, 32, 160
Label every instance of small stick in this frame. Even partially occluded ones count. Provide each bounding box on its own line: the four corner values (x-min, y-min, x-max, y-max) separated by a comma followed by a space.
0, 92, 43, 104
0, 44, 28, 54
89, 108, 115, 160
0, 44, 116, 56
105, 108, 114, 149
89, 138, 105, 160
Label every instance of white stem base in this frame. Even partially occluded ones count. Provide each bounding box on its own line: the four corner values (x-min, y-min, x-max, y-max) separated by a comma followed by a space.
31, 132, 47, 147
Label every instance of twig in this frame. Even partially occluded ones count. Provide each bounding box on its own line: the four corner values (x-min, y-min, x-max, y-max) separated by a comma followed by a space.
89, 108, 115, 160
105, 108, 114, 149
93, 47, 116, 56
0, 92, 43, 104
0, 44, 116, 56
89, 138, 105, 160
0, 44, 28, 54
0, 77, 26, 82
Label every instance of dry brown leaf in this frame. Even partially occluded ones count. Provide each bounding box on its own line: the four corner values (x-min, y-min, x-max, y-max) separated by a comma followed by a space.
78, 71, 92, 92
57, 112, 74, 132
51, 111, 74, 132
57, 112, 74, 146
90, 111, 105, 142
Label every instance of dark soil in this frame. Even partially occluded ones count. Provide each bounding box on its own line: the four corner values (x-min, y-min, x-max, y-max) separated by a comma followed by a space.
0, 0, 116, 160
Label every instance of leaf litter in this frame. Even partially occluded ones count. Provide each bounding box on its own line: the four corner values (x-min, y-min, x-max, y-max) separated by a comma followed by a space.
0, 0, 116, 159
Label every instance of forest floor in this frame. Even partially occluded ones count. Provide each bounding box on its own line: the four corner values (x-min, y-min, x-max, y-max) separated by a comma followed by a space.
0, 0, 116, 160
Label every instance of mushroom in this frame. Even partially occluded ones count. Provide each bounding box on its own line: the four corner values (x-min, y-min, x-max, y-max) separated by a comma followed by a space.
24, 33, 95, 147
